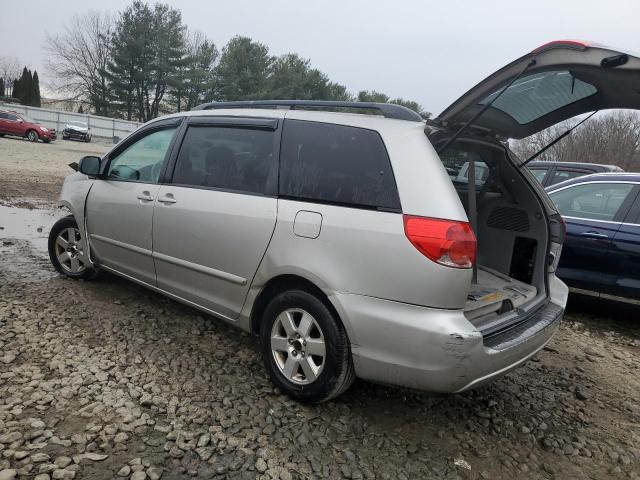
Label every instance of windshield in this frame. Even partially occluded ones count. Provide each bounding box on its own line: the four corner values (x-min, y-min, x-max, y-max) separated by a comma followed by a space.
68, 121, 87, 128
20, 115, 36, 123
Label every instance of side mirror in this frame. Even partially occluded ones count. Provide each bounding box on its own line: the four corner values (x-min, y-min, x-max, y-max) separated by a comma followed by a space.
78, 155, 101, 176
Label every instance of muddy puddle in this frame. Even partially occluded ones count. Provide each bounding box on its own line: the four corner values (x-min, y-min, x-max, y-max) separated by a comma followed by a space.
0, 203, 63, 252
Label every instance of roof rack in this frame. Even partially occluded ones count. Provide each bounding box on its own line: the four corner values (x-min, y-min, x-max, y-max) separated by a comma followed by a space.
193, 100, 423, 122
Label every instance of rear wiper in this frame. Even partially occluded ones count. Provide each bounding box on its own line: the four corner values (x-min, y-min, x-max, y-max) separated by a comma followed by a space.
518, 110, 598, 168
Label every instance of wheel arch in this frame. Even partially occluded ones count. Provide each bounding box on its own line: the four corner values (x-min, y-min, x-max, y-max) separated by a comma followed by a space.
26, 128, 39, 140
249, 274, 348, 340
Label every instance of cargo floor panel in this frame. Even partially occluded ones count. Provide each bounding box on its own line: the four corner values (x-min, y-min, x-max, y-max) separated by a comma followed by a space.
465, 266, 537, 328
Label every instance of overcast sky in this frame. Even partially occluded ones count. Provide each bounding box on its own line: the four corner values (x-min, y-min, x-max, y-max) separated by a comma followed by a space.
1, 0, 639, 114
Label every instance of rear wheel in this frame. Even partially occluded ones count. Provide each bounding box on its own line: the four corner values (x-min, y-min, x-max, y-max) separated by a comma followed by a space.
27, 130, 38, 142
48, 216, 97, 279
260, 289, 355, 402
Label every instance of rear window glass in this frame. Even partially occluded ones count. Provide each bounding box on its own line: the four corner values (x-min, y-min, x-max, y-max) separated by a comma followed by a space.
279, 120, 401, 210
480, 70, 597, 124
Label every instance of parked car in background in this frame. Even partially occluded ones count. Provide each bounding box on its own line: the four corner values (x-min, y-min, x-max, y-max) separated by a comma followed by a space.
62, 121, 92, 142
528, 160, 623, 187
547, 173, 640, 304
0, 110, 56, 142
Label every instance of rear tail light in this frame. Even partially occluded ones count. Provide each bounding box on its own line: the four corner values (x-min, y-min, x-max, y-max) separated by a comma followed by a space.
403, 215, 476, 269
549, 214, 566, 244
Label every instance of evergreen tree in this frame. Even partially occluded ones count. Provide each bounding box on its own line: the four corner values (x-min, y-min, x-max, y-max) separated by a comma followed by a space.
108, 1, 187, 121
22, 68, 33, 106
78, 105, 84, 114
11, 77, 21, 102
0, 78, 5, 97
31, 70, 41, 107
12, 67, 33, 105
216, 36, 272, 100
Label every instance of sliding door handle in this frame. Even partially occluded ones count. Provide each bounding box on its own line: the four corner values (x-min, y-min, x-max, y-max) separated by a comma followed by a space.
158, 195, 177, 204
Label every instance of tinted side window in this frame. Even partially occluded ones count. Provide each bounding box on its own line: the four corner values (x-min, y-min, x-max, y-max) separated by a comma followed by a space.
549, 183, 634, 221
172, 126, 275, 195
7, 114, 18, 121
279, 120, 400, 210
0, 112, 7, 119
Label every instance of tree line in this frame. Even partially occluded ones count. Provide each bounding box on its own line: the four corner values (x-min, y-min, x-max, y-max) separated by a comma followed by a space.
513, 110, 640, 172
43, 2, 426, 122
0, 58, 42, 107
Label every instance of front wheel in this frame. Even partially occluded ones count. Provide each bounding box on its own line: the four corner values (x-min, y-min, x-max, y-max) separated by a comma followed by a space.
27, 130, 38, 142
260, 290, 355, 402
48, 216, 97, 279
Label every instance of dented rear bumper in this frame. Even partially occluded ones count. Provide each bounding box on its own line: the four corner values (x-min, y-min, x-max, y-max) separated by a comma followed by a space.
329, 276, 567, 393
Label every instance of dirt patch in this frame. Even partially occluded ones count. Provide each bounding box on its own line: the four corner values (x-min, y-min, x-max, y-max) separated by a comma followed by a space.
0, 136, 110, 203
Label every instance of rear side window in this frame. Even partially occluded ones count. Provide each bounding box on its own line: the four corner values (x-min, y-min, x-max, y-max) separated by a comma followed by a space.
528, 168, 548, 183
279, 120, 401, 210
549, 182, 634, 221
172, 126, 275, 195
549, 168, 590, 185
440, 149, 490, 187
0, 112, 7, 119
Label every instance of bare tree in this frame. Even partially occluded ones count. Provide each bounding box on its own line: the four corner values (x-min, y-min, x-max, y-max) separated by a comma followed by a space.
0, 56, 22, 97
44, 11, 113, 115
513, 110, 640, 172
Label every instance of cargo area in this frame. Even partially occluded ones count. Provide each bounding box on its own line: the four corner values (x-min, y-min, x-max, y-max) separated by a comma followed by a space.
434, 136, 549, 328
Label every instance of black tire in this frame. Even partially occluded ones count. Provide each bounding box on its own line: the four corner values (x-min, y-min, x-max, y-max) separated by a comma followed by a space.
85, 136, 91, 143
48, 216, 97, 280
27, 130, 38, 142
43, 139, 51, 143
260, 289, 355, 403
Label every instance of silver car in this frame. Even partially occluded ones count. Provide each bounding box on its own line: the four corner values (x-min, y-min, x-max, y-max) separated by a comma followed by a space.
48, 42, 640, 402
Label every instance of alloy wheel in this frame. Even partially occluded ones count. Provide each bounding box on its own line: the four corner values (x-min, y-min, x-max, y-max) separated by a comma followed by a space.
54, 227, 87, 274
270, 308, 326, 385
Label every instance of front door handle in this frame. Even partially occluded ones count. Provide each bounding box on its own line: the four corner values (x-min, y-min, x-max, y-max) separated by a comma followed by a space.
137, 191, 154, 202
580, 231, 609, 239
158, 194, 177, 204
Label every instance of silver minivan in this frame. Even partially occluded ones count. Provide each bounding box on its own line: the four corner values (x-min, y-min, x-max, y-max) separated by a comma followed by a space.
49, 42, 640, 402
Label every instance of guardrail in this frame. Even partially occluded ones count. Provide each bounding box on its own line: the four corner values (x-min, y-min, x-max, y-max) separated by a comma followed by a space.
0, 103, 141, 142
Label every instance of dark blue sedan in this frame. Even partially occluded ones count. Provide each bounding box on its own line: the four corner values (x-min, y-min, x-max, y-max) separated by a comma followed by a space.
547, 173, 640, 305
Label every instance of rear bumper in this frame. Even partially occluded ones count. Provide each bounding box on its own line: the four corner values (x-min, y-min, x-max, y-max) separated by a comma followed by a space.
329, 275, 567, 393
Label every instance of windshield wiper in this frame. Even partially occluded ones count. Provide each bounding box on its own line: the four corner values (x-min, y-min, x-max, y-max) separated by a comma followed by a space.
518, 110, 598, 168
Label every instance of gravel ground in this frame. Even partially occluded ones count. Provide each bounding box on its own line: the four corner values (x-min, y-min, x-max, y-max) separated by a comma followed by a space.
1, 140, 640, 479
0, 136, 111, 205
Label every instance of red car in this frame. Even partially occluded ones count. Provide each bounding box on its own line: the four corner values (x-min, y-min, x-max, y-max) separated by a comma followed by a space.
0, 110, 56, 142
